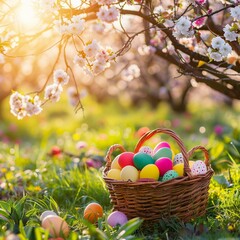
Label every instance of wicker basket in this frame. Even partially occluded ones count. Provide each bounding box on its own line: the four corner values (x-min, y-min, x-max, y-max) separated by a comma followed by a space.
103, 128, 214, 222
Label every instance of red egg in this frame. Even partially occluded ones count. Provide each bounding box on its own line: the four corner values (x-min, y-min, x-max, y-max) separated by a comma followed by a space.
118, 152, 134, 168
155, 157, 173, 176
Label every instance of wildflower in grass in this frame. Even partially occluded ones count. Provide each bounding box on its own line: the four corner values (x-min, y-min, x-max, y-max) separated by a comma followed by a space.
50, 146, 62, 157
76, 141, 88, 149
214, 124, 224, 136
1, 168, 7, 174
34, 186, 42, 192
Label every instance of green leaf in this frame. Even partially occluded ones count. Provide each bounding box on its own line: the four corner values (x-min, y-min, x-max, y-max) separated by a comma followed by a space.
85, 221, 108, 240
18, 220, 26, 238
0, 208, 10, 220
116, 218, 143, 239
35, 227, 49, 240
0, 201, 11, 213
213, 175, 230, 187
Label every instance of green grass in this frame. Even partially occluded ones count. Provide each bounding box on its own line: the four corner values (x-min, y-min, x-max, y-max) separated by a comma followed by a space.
0, 97, 239, 239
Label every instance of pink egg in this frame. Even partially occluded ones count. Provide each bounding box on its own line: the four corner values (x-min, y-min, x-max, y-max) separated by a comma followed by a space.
191, 160, 207, 175
155, 157, 173, 176
118, 152, 134, 168
153, 141, 171, 154
107, 211, 128, 227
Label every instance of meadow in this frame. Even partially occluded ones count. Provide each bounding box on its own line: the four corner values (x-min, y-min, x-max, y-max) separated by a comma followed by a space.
0, 96, 239, 239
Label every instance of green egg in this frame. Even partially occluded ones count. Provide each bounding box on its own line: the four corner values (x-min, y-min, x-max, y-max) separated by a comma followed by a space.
153, 147, 173, 161
133, 152, 154, 170
162, 170, 179, 182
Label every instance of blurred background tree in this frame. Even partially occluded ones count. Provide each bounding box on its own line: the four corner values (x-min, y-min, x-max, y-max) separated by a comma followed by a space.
0, 0, 239, 119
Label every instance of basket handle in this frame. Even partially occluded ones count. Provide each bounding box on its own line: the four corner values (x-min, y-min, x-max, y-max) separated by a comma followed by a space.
103, 144, 126, 176
134, 128, 192, 177
187, 145, 210, 167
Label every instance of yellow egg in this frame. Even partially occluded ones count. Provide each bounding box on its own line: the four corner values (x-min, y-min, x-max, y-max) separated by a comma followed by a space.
173, 163, 184, 176
120, 166, 139, 182
111, 155, 122, 170
140, 164, 159, 181
171, 149, 175, 160
189, 160, 194, 168
41, 215, 69, 238
107, 169, 121, 180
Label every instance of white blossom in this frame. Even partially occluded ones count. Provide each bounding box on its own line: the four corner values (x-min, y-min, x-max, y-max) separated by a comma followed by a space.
223, 24, 238, 42
138, 45, 156, 55
92, 60, 106, 75
96, 0, 116, 5
84, 40, 100, 58
173, 16, 194, 39
219, 43, 232, 57
44, 83, 63, 102
211, 36, 225, 49
24, 95, 42, 116
121, 64, 140, 81
53, 69, 70, 85
230, 5, 240, 20
73, 55, 86, 67
92, 22, 106, 34
97, 6, 119, 23
208, 49, 223, 62
10, 92, 42, 119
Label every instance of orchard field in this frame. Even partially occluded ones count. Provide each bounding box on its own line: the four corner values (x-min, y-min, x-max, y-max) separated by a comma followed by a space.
0, 97, 239, 239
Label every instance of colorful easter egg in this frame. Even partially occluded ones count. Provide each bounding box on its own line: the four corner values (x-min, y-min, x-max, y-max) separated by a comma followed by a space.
189, 160, 194, 168
139, 146, 152, 155
40, 210, 57, 222
140, 164, 159, 181
107, 211, 128, 227
173, 153, 184, 165
153, 141, 171, 154
162, 170, 179, 181
173, 163, 184, 176
191, 160, 207, 175
155, 157, 173, 176
118, 152, 134, 168
83, 202, 103, 223
107, 169, 121, 180
111, 155, 122, 170
120, 166, 139, 182
153, 147, 173, 161
133, 152, 154, 170
41, 215, 69, 238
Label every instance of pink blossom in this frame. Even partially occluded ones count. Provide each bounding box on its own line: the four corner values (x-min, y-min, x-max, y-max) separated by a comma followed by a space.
193, 17, 206, 29
195, 0, 206, 5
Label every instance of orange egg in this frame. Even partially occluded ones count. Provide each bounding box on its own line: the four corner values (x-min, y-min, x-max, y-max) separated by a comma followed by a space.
83, 202, 103, 223
41, 215, 69, 238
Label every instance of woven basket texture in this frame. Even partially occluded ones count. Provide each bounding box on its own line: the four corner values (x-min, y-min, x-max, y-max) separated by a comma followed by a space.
103, 128, 214, 222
